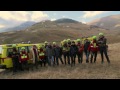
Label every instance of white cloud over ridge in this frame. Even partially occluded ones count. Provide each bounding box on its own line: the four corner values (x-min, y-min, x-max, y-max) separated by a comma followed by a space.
0, 24, 5, 28
51, 18, 56, 21
0, 11, 48, 22
83, 11, 105, 18
0, 11, 49, 28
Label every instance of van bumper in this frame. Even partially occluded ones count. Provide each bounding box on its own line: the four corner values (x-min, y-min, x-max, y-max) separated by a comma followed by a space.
0, 65, 6, 69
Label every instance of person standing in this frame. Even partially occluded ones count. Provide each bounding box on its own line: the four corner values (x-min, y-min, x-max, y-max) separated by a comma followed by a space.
54, 44, 64, 65
44, 41, 48, 65
76, 39, 84, 64
38, 46, 46, 67
52, 42, 57, 65
46, 43, 54, 66
19, 47, 29, 71
84, 38, 90, 63
32, 45, 39, 69
8, 44, 20, 74
70, 41, 78, 67
88, 36, 99, 63
97, 33, 110, 64
62, 40, 70, 65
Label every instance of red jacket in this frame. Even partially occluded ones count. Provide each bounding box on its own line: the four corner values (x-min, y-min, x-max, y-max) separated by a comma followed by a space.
88, 40, 99, 52
77, 43, 84, 53
19, 51, 29, 62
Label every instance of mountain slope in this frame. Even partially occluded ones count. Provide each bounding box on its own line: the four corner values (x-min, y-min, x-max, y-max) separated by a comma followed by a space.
87, 14, 120, 30
0, 18, 117, 44
2, 21, 36, 32
54, 18, 80, 23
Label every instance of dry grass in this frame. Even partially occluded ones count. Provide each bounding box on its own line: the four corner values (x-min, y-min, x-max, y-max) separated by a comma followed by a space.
0, 43, 120, 79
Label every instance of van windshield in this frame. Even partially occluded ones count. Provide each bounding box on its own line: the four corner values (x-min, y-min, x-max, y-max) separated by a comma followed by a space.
0, 46, 2, 54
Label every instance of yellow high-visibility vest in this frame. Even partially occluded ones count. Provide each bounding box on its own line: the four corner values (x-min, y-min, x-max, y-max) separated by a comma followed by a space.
39, 52, 45, 56
93, 43, 96, 48
21, 54, 27, 59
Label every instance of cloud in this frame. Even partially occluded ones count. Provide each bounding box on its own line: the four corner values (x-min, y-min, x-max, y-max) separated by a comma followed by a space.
0, 11, 49, 29
83, 11, 105, 18
51, 18, 56, 21
31, 11, 48, 22
0, 11, 48, 22
0, 24, 5, 28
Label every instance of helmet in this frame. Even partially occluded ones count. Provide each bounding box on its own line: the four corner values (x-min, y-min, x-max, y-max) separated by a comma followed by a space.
72, 41, 75, 43
21, 47, 25, 50
99, 33, 104, 36
12, 44, 16, 47
92, 36, 96, 39
44, 41, 48, 44
63, 40, 67, 43
53, 42, 56, 45
77, 39, 81, 42
39, 46, 42, 49
67, 39, 71, 42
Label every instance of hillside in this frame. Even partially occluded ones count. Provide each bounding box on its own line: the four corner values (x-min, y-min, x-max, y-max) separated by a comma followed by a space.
0, 18, 119, 44
54, 18, 80, 23
0, 18, 109, 44
0, 21, 36, 33
87, 14, 120, 30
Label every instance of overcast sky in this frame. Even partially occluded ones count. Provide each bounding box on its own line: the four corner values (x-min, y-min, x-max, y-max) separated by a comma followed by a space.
0, 11, 120, 29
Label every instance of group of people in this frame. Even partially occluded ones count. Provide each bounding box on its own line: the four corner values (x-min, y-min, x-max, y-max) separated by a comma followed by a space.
9, 32, 110, 74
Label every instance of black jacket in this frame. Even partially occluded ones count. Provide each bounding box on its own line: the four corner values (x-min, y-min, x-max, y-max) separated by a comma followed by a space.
84, 41, 90, 51
97, 37, 107, 47
70, 45, 78, 55
54, 46, 62, 57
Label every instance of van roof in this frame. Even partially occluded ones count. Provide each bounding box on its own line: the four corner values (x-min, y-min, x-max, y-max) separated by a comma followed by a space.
0, 44, 33, 48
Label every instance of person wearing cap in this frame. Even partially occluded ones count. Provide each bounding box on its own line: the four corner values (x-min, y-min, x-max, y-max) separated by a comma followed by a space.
70, 41, 78, 67
88, 36, 99, 63
97, 33, 110, 64
19, 47, 29, 71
